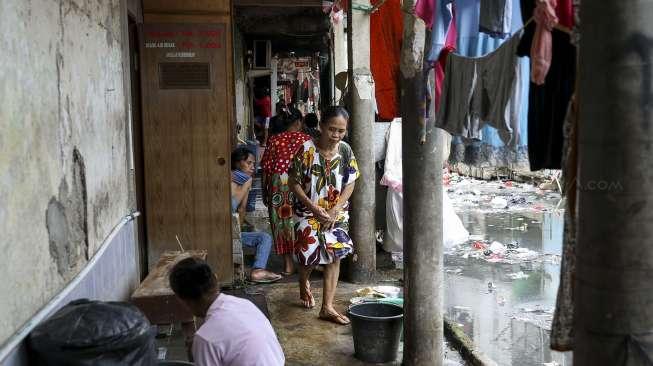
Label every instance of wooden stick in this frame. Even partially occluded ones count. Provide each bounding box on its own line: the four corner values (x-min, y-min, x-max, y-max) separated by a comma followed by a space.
175, 235, 185, 252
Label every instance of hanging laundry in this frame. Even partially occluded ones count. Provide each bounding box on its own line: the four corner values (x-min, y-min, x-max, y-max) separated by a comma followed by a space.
434, 4, 457, 111
427, 0, 455, 62
380, 119, 469, 252
551, 0, 580, 352
430, 0, 529, 160
301, 77, 310, 103
555, 0, 573, 28
518, 0, 576, 171
531, 0, 558, 85
370, 0, 403, 120
436, 33, 522, 142
479, 0, 512, 38
415, 0, 436, 28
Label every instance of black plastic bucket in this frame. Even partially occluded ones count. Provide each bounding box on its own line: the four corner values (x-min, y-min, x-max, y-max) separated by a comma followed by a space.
348, 302, 404, 363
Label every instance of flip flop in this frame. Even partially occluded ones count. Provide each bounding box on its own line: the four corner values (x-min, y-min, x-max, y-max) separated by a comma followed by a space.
319, 310, 351, 325
281, 271, 296, 276
250, 274, 282, 284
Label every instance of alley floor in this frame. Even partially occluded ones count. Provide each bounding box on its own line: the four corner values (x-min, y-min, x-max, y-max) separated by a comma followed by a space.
157, 174, 571, 365
157, 267, 465, 365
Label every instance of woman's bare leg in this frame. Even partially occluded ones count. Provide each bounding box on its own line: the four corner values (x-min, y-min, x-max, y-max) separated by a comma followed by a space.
320, 259, 350, 324
298, 264, 315, 308
283, 253, 295, 274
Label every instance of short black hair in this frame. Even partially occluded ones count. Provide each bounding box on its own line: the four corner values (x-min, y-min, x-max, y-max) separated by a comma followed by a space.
169, 257, 217, 300
231, 147, 254, 169
283, 108, 303, 129
320, 106, 349, 125
304, 113, 319, 128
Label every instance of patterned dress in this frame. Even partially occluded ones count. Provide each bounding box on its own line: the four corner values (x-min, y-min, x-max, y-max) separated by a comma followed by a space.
289, 140, 360, 265
260, 131, 311, 254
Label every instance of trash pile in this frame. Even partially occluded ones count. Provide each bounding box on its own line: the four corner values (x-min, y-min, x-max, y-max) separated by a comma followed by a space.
447, 240, 560, 265
444, 173, 562, 213
512, 305, 555, 331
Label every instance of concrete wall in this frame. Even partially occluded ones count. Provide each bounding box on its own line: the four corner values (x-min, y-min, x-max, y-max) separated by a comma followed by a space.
0, 0, 133, 347
233, 27, 250, 143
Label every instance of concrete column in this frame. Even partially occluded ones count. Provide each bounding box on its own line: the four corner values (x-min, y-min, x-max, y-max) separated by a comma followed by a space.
574, 1, 653, 364
346, 0, 376, 283
332, 18, 348, 104
400, 1, 444, 364
270, 56, 278, 116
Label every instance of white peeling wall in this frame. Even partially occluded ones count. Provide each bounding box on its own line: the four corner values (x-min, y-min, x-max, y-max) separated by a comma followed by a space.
0, 0, 131, 345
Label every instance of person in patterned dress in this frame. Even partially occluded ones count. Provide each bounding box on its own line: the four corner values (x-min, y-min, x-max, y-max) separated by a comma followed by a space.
289, 106, 359, 325
260, 109, 311, 276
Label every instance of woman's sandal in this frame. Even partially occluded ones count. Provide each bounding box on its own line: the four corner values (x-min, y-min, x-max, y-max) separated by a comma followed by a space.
250, 273, 282, 284
319, 310, 351, 325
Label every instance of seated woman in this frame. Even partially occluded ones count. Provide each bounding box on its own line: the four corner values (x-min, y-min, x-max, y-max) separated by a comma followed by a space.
289, 106, 359, 325
231, 147, 281, 283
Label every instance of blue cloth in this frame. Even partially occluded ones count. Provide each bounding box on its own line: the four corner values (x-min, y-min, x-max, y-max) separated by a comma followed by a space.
241, 231, 273, 270
428, 0, 454, 62
231, 170, 257, 212
232, 170, 251, 185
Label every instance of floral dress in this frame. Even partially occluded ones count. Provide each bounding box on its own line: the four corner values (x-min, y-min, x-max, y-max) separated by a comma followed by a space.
289, 140, 360, 265
260, 131, 311, 254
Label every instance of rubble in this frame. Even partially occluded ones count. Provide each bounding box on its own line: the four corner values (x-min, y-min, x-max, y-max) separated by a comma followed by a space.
447, 240, 557, 265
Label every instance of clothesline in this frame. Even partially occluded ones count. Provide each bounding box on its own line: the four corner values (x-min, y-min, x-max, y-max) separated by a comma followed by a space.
520, 16, 572, 36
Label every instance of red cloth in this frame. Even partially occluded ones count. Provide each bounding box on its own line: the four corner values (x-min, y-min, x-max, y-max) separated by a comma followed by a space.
371, 0, 403, 120
435, 5, 457, 111
254, 96, 272, 118
531, 0, 558, 85
260, 131, 311, 175
555, 0, 574, 28
415, 0, 435, 29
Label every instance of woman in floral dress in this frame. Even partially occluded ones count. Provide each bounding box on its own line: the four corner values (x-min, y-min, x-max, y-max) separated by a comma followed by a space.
289, 106, 359, 325
260, 109, 311, 275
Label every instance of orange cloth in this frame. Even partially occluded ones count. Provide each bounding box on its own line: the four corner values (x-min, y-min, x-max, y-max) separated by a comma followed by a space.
371, 0, 404, 120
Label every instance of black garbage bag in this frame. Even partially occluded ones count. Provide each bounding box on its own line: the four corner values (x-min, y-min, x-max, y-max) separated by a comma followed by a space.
28, 299, 157, 366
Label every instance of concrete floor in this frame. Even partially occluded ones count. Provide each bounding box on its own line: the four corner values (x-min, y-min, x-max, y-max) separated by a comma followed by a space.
157, 272, 465, 365
255, 276, 464, 366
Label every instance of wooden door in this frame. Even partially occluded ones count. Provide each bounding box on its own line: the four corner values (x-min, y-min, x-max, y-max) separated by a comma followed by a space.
140, 23, 232, 283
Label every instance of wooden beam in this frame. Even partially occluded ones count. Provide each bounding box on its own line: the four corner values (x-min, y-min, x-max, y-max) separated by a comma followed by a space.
143, 0, 230, 14
235, 0, 322, 7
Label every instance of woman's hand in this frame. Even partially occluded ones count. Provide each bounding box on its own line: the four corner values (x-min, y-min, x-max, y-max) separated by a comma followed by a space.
312, 205, 331, 224
322, 208, 339, 231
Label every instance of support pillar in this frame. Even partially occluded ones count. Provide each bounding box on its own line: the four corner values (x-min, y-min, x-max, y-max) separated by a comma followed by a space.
270, 56, 278, 116
400, 1, 444, 364
574, 1, 653, 364
346, 0, 376, 283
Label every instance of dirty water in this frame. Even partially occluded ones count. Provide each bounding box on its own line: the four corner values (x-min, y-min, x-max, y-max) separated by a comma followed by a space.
444, 176, 572, 366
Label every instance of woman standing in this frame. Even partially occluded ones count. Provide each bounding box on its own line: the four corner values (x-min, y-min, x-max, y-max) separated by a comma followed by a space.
289, 106, 359, 325
260, 109, 311, 276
